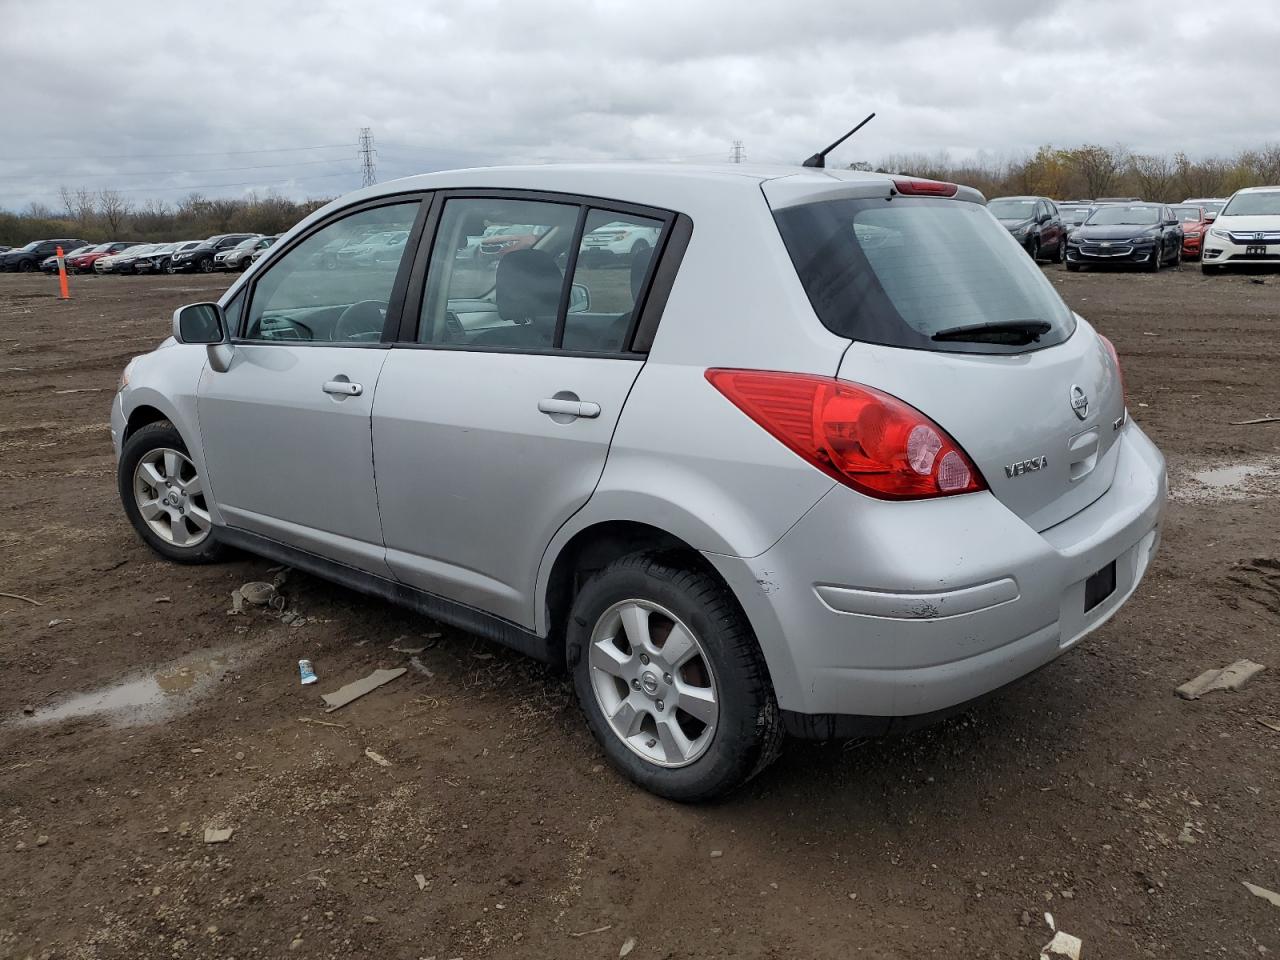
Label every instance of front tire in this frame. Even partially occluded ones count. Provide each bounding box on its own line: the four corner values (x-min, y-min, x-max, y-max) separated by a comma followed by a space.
118, 422, 224, 564
567, 552, 782, 802
1027, 237, 1041, 261
199, 258, 215, 274
1146, 243, 1162, 272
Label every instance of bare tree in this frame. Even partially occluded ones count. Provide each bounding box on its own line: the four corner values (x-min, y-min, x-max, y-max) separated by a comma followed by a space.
98, 190, 132, 236
1068, 145, 1128, 198
1174, 153, 1227, 199
58, 186, 97, 226
1129, 154, 1176, 202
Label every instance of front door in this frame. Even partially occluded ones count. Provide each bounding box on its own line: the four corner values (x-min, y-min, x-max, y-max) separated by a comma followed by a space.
372, 196, 667, 626
197, 199, 422, 572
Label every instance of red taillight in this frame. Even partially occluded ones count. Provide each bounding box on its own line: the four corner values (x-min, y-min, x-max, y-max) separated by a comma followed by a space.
892, 178, 959, 198
705, 369, 986, 500
1098, 334, 1125, 408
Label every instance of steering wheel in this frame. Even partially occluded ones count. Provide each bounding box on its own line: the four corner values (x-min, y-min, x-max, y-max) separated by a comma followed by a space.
333, 300, 387, 342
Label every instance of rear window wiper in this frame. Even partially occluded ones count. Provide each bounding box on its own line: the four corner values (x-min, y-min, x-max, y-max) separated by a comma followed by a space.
931, 319, 1053, 345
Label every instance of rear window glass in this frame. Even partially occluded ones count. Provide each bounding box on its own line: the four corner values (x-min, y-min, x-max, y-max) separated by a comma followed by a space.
773, 197, 1075, 355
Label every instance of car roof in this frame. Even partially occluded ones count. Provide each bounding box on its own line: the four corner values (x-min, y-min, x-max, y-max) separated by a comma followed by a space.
1234, 185, 1280, 194
336, 162, 905, 210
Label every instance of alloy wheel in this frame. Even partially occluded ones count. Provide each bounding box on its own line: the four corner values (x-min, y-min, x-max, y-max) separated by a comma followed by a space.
587, 599, 719, 768
132, 447, 212, 547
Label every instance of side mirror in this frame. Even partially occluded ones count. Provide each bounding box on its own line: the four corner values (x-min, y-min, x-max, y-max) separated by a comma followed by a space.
1204, 211, 1218, 222
173, 303, 225, 344
568, 282, 591, 314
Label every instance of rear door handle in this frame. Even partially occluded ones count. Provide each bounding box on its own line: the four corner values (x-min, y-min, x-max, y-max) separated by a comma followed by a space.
538, 397, 601, 419
323, 379, 363, 397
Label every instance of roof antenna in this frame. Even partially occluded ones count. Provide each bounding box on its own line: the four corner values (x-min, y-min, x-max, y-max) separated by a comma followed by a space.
802, 112, 877, 168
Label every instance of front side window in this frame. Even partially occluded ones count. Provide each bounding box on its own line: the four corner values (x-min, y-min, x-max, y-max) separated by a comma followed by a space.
418, 198, 578, 348
774, 196, 1076, 355
243, 202, 418, 343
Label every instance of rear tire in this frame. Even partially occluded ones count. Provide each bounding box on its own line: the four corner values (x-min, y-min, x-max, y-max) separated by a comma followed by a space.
118, 422, 225, 565
1052, 236, 1065, 263
567, 552, 782, 802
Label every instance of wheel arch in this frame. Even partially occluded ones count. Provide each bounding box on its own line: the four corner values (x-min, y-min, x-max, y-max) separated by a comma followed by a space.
539, 519, 754, 670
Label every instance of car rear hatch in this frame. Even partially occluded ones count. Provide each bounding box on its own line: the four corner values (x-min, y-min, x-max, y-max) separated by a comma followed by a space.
765, 175, 1124, 532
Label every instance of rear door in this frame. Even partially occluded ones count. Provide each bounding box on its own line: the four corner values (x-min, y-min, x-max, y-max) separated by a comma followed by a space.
769, 184, 1123, 532
372, 195, 670, 626
197, 198, 424, 572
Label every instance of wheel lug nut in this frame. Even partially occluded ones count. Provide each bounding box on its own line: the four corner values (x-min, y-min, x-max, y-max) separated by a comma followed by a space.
631, 679, 641, 691
656, 699, 664, 710
663, 673, 672, 684
639, 654, 649, 665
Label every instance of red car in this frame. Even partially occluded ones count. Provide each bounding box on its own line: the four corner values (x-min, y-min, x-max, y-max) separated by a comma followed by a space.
69, 241, 142, 273
1172, 206, 1211, 260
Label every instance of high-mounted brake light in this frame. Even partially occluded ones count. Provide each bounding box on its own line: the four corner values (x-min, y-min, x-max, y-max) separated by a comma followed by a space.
892, 178, 959, 198
705, 369, 986, 500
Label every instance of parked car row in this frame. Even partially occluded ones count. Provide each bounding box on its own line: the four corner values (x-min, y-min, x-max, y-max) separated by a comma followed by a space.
985, 189, 1280, 274
3, 233, 286, 277
0, 238, 90, 272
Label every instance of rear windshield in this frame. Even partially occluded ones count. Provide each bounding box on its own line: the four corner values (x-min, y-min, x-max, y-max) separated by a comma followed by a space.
773, 196, 1075, 355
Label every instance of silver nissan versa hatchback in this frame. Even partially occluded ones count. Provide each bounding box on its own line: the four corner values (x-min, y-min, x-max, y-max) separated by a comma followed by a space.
112, 164, 1166, 800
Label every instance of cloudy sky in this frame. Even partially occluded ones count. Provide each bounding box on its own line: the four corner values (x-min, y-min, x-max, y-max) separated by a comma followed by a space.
3, 0, 1278, 211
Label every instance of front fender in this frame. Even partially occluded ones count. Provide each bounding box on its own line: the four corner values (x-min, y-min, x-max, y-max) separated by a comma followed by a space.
117, 345, 221, 525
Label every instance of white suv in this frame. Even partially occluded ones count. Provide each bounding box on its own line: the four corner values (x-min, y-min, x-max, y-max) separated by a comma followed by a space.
1202, 185, 1280, 273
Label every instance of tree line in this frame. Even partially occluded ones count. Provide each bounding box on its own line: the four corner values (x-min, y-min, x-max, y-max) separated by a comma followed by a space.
0, 189, 333, 247
4, 144, 1279, 246
858, 143, 1280, 202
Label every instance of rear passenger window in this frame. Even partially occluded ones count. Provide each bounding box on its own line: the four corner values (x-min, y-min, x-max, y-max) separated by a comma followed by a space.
242, 202, 418, 343
563, 210, 662, 353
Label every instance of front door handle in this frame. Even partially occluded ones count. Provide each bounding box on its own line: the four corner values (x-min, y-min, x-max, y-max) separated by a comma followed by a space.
323, 379, 363, 397
538, 397, 601, 419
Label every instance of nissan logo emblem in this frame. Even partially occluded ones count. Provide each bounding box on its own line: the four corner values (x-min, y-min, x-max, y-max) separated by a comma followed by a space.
1070, 384, 1090, 421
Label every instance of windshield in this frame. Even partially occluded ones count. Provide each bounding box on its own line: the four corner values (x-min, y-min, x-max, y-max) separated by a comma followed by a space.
17, 241, 40, 252
1172, 206, 1203, 222
89, 243, 113, 253
1086, 206, 1159, 226
1222, 192, 1280, 217
1062, 208, 1092, 225
773, 196, 1075, 355
233, 237, 260, 250
987, 199, 1037, 219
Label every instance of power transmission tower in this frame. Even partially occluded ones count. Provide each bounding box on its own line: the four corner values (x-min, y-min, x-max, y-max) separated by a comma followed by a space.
358, 127, 377, 187
731, 140, 745, 164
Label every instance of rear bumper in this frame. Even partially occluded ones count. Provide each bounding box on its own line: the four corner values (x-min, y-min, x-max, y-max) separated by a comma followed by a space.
706, 420, 1166, 727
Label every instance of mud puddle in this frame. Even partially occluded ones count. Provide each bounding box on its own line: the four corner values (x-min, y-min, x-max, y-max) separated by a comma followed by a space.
11, 643, 262, 727
1172, 458, 1280, 503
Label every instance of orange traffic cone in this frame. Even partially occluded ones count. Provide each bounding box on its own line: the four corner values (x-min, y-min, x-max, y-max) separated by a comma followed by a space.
56, 246, 71, 301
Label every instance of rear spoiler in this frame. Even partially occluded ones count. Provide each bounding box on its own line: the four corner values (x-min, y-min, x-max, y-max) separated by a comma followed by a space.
763, 174, 986, 210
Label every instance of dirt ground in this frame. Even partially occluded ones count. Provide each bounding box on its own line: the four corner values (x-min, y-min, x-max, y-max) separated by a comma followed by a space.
1, 263, 1278, 960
